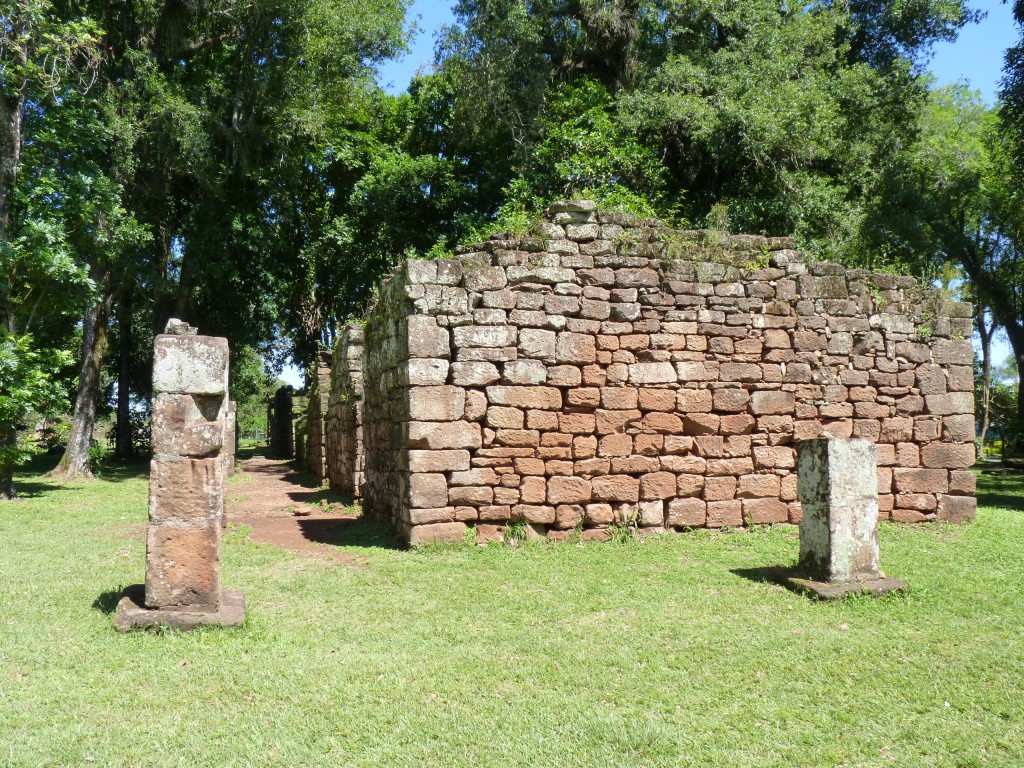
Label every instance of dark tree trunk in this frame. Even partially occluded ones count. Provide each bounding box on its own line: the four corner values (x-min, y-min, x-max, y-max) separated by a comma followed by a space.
115, 291, 133, 459
0, 425, 17, 500
977, 309, 994, 452
51, 269, 115, 482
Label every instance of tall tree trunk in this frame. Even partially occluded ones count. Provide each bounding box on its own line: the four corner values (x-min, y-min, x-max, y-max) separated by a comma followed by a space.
115, 291, 133, 459
0, 425, 17, 500
977, 309, 994, 453
51, 269, 115, 482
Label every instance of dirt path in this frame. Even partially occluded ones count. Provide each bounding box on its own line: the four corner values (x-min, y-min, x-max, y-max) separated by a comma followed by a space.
227, 453, 366, 564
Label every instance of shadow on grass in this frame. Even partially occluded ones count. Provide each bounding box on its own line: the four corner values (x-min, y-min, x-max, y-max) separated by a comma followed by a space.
296, 516, 403, 551
730, 565, 793, 587
977, 471, 1024, 513
92, 588, 126, 615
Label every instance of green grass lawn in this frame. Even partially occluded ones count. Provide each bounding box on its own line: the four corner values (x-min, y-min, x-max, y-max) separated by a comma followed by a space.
1, 460, 1022, 767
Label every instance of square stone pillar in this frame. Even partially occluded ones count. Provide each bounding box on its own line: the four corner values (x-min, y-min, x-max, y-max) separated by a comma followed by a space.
115, 320, 245, 630
782, 438, 906, 599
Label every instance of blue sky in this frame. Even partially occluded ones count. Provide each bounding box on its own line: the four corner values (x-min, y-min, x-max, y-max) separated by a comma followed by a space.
282, 1, 1021, 384
383, 0, 1018, 101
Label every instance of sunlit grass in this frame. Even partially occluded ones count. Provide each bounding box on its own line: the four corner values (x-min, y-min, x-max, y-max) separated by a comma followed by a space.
0, 460, 1021, 767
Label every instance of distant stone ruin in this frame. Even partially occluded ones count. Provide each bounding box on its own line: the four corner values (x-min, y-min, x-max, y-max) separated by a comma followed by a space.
115, 320, 245, 630
308, 201, 976, 546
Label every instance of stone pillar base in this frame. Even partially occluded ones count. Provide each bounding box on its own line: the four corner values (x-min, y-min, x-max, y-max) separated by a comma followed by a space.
113, 585, 245, 632
775, 571, 908, 600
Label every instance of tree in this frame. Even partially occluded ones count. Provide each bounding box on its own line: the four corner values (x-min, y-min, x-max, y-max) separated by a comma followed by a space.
0, 333, 67, 498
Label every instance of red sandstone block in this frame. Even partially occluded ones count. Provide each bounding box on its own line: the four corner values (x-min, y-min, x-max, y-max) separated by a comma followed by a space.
664, 435, 694, 454
752, 446, 794, 470
891, 509, 928, 523
486, 386, 562, 410
743, 498, 789, 525
512, 504, 556, 524
407, 522, 468, 546
641, 412, 684, 433
820, 419, 854, 439
854, 402, 890, 419
937, 494, 976, 523
676, 474, 705, 497
519, 476, 547, 503
548, 366, 583, 387
538, 446, 572, 460
684, 414, 719, 435
611, 456, 660, 474
667, 498, 706, 527
694, 436, 724, 457
598, 434, 633, 457
707, 457, 754, 476
640, 471, 677, 500
591, 475, 641, 502
545, 460, 573, 476
820, 402, 854, 419
585, 503, 614, 525
634, 434, 664, 456
575, 458, 610, 476
875, 444, 896, 465
600, 387, 639, 409
921, 442, 975, 469
525, 410, 560, 431
514, 458, 546, 475
449, 486, 494, 506
573, 435, 598, 459
554, 504, 585, 529
409, 450, 470, 473
877, 467, 893, 495
737, 474, 780, 498
496, 429, 540, 447
556, 332, 597, 364
949, 470, 976, 494
757, 415, 793, 434
788, 501, 803, 524
719, 414, 756, 435
793, 420, 822, 440
145, 525, 220, 610
409, 473, 448, 508
780, 474, 798, 501
540, 432, 573, 447
706, 500, 743, 527
713, 389, 750, 412
567, 387, 601, 407
720, 363, 762, 382
914, 418, 941, 442
896, 493, 937, 512
494, 487, 520, 505
596, 409, 642, 434
892, 468, 948, 494
479, 505, 512, 521
674, 389, 711, 413
559, 412, 597, 434
703, 476, 737, 501
749, 391, 794, 415
547, 476, 593, 505
487, 407, 525, 429
896, 442, 920, 467
942, 415, 975, 443
852, 419, 881, 441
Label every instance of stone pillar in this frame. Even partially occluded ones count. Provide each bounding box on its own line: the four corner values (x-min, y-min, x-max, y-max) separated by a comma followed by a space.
222, 400, 237, 477
783, 438, 906, 598
115, 320, 245, 630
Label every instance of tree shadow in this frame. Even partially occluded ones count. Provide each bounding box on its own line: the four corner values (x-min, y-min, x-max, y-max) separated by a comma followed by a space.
977, 471, 1024, 513
295, 516, 403, 551
92, 587, 127, 615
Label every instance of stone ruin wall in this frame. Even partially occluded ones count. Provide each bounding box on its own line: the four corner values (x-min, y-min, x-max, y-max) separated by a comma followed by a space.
325, 325, 365, 498
322, 202, 976, 545
304, 351, 333, 483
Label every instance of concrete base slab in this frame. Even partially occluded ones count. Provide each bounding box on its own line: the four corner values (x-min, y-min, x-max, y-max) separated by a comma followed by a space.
775, 571, 908, 600
113, 585, 246, 632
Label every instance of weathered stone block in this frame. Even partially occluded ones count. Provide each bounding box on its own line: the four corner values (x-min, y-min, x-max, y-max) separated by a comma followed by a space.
408, 386, 465, 421
152, 394, 224, 457
145, 524, 220, 610
796, 438, 880, 582
153, 335, 229, 395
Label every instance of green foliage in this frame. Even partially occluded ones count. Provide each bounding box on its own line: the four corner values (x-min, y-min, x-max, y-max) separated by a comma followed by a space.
0, 333, 69, 471
230, 347, 281, 440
